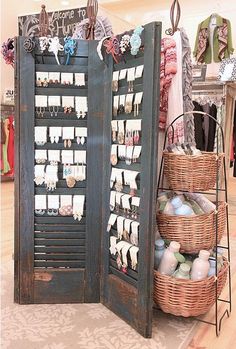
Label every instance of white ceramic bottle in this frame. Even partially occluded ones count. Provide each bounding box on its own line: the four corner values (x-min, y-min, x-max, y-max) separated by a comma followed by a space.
158, 241, 180, 276
171, 196, 195, 216
174, 263, 191, 279
191, 250, 210, 281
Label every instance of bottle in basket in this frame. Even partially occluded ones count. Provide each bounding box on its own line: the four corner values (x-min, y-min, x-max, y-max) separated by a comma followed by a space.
208, 258, 217, 277
191, 250, 210, 281
174, 262, 191, 279
154, 239, 165, 270
158, 241, 180, 276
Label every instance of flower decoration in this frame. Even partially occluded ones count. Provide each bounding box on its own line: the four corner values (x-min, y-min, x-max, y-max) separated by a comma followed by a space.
48, 37, 64, 65
64, 36, 77, 65
103, 36, 121, 64
39, 37, 49, 53
23, 37, 36, 53
130, 26, 144, 56
119, 34, 131, 54
1, 38, 14, 67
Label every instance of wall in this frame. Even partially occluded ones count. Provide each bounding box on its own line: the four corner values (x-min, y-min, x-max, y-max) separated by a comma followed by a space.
0, 0, 133, 99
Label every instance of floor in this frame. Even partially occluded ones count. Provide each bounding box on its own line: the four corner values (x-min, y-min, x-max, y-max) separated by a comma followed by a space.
1, 177, 236, 348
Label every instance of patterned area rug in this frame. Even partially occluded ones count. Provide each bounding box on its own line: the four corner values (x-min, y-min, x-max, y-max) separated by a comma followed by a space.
1, 260, 197, 349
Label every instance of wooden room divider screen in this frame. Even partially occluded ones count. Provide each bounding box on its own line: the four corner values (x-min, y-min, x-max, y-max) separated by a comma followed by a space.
14, 21, 161, 338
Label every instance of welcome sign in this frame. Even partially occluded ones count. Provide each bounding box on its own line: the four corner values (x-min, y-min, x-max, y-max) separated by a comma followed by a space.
18, 7, 87, 37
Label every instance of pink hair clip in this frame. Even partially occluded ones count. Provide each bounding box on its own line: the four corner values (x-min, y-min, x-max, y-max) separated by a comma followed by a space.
103, 36, 120, 64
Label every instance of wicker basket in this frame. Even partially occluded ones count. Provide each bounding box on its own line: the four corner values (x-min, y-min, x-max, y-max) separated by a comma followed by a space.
157, 201, 226, 254
163, 151, 224, 192
153, 258, 228, 317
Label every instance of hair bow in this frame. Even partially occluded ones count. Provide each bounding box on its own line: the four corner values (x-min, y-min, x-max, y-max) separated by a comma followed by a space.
103, 36, 120, 64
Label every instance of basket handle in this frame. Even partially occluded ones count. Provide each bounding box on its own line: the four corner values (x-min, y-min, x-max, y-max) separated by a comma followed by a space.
164, 111, 225, 152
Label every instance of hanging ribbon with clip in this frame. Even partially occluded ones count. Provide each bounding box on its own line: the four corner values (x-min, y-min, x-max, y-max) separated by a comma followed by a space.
103, 36, 120, 64
48, 37, 64, 65
64, 36, 77, 65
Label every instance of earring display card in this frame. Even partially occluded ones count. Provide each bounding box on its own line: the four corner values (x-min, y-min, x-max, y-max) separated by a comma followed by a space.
15, 22, 161, 339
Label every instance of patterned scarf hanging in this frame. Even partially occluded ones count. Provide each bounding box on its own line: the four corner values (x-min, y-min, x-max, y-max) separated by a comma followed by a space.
196, 19, 229, 64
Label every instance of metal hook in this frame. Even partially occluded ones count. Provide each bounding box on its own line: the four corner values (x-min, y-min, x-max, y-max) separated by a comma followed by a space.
165, 0, 181, 36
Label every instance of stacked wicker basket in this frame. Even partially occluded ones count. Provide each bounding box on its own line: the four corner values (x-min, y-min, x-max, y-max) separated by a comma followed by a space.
153, 151, 229, 317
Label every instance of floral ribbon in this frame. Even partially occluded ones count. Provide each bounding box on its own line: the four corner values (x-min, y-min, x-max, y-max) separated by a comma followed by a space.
103, 36, 120, 64
1, 38, 14, 67
48, 37, 64, 65
130, 26, 144, 56
64, 36, 77, 65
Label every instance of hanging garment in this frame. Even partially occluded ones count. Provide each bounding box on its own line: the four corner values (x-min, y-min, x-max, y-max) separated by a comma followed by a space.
167, 30, 184, 143
159, 38, 177, 129
193, 101, 217, 152
193, 14, 234, 64
180, 28, 195, 143
1, 119, 11, 175
7, 115, 14, 175
193, 101, 205, 151
202, 103, 211, 150
1, 120, 6, 144
207, 104, 217, 152
233, 104, 236, 177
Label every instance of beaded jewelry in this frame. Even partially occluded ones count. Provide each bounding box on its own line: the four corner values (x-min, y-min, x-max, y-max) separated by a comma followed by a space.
119, 34, 131, 54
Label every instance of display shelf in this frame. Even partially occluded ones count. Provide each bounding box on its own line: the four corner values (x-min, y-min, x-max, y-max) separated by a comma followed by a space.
156, 111, 232, 336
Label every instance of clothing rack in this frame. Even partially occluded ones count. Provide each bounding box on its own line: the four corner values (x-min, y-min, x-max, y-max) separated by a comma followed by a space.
192, 82, 225, 91
192, 81, 226, 103
1, 104, 15, 116
192, 90, 224, 95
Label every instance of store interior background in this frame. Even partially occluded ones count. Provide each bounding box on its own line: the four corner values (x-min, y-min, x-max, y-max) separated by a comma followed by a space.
1, 1, 236, 348
1, 0, 236, 93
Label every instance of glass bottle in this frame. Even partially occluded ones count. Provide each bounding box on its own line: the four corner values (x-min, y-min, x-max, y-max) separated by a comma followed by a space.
158, 241, 180, 276
213, 247, 224, 268
154, 239, 165, 270
191, 250, 210, 281
208, 258, 217, 277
